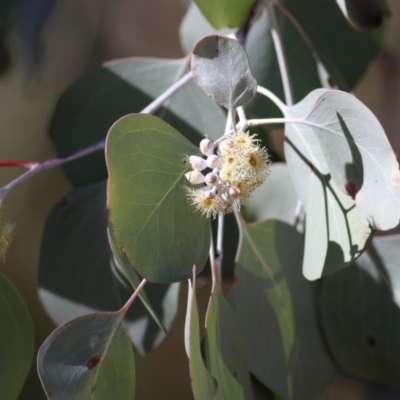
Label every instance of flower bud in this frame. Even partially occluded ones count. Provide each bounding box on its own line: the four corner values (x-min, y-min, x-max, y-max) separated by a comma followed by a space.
200, 138, 214, 156
206, 154, 219, 169
189, 155, 207, 171
229, 187, 238, 198
204, 190, 215, 199
185, 170, 205, 184
205, 172, 218, 185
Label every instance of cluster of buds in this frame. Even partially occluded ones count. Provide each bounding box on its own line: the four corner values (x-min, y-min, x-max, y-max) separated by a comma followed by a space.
184, 131, 270, 218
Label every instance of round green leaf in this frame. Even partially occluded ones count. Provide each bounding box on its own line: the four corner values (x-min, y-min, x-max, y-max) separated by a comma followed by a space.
0, 272, 34, 400
38, 312, 135, 399
39, 182, 179, 354
193, 0, 256, 30
106, 114, 210, 283
229, 220, 335, 399
321, 236, 400, 388
191, 35, 257, 111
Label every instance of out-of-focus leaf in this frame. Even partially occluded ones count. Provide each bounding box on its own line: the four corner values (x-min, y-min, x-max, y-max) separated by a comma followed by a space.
300, 89, 400, 231
184, 275, 217, 400
321, 235, 400, 388
242, 162, 298, 224
193, 0, 255, 29
284, 89, 373, 280
229, 220, 335, 399
247, 1, 384, 117
205, 288, 253, 400
0, 272, 34, 400
335, 0, 390, 31
191, 35, 257, 111
50, 57, 225, 186
39, 181, 179, 354
180, 2, 234, 55
38, 312, 135, 399
106, 114, 210, 283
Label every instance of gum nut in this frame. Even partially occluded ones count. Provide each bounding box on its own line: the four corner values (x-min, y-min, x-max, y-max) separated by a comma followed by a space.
205, 172, 218, 185
206, 155, 219, 168
200, 138, 214, 156
185, 171, 205, 184
189, 155, 207, 171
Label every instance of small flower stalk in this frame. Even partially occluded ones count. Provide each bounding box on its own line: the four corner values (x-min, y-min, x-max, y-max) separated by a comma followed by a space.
184, 131, 271, 218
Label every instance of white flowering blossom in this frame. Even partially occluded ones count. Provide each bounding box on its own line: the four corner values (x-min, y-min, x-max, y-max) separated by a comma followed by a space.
184, 131, 271, 218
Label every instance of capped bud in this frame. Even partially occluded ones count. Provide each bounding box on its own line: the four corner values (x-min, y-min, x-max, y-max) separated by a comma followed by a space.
200, 138, 214, 156
205, 172, 218, 185
229, 187, 238, 198
206, 154, 219, 169
185, 170, 205, 184
204, 190, 215, 199
189, 155, 207, 171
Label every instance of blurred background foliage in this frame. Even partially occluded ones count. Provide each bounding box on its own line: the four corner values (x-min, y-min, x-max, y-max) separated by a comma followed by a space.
0, 0, 400, 398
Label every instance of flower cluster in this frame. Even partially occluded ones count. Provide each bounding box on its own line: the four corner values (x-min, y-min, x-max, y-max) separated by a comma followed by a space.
184, 131, 270, 218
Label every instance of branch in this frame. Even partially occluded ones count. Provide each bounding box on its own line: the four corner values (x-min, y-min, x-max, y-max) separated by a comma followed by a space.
0, 71, 193, 203
266, 0, 293, 106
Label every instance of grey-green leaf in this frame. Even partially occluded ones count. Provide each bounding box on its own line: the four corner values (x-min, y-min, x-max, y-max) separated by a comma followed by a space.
184, 277, 218, 400
242, 162, 298, 224
38, 312, 135, 399
0, 272, 34, 400
106, 114, 210, 282
284, 89, 373, 280
39, 182, 179, 354
205, 289, 253, 400
301, 89, 400, 231
229, 220, 335, 399
321, 235, 400, 388
191, 35, 257, 110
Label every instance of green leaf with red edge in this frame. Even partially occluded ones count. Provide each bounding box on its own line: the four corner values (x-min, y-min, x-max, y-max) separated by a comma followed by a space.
38, 311, 135, 399
106, 114, 210, 283
0, 272, 34, 400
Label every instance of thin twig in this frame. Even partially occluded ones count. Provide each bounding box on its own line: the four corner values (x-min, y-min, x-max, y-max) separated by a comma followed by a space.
120, 278, 147, 314
257, 86, 287, 114
266, 0, 293, 106
209, 235, 220, 292
233, 204, 244, 264
236, 106, 248, 131
215, 213, 224, 286
0, 71, 193, 203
